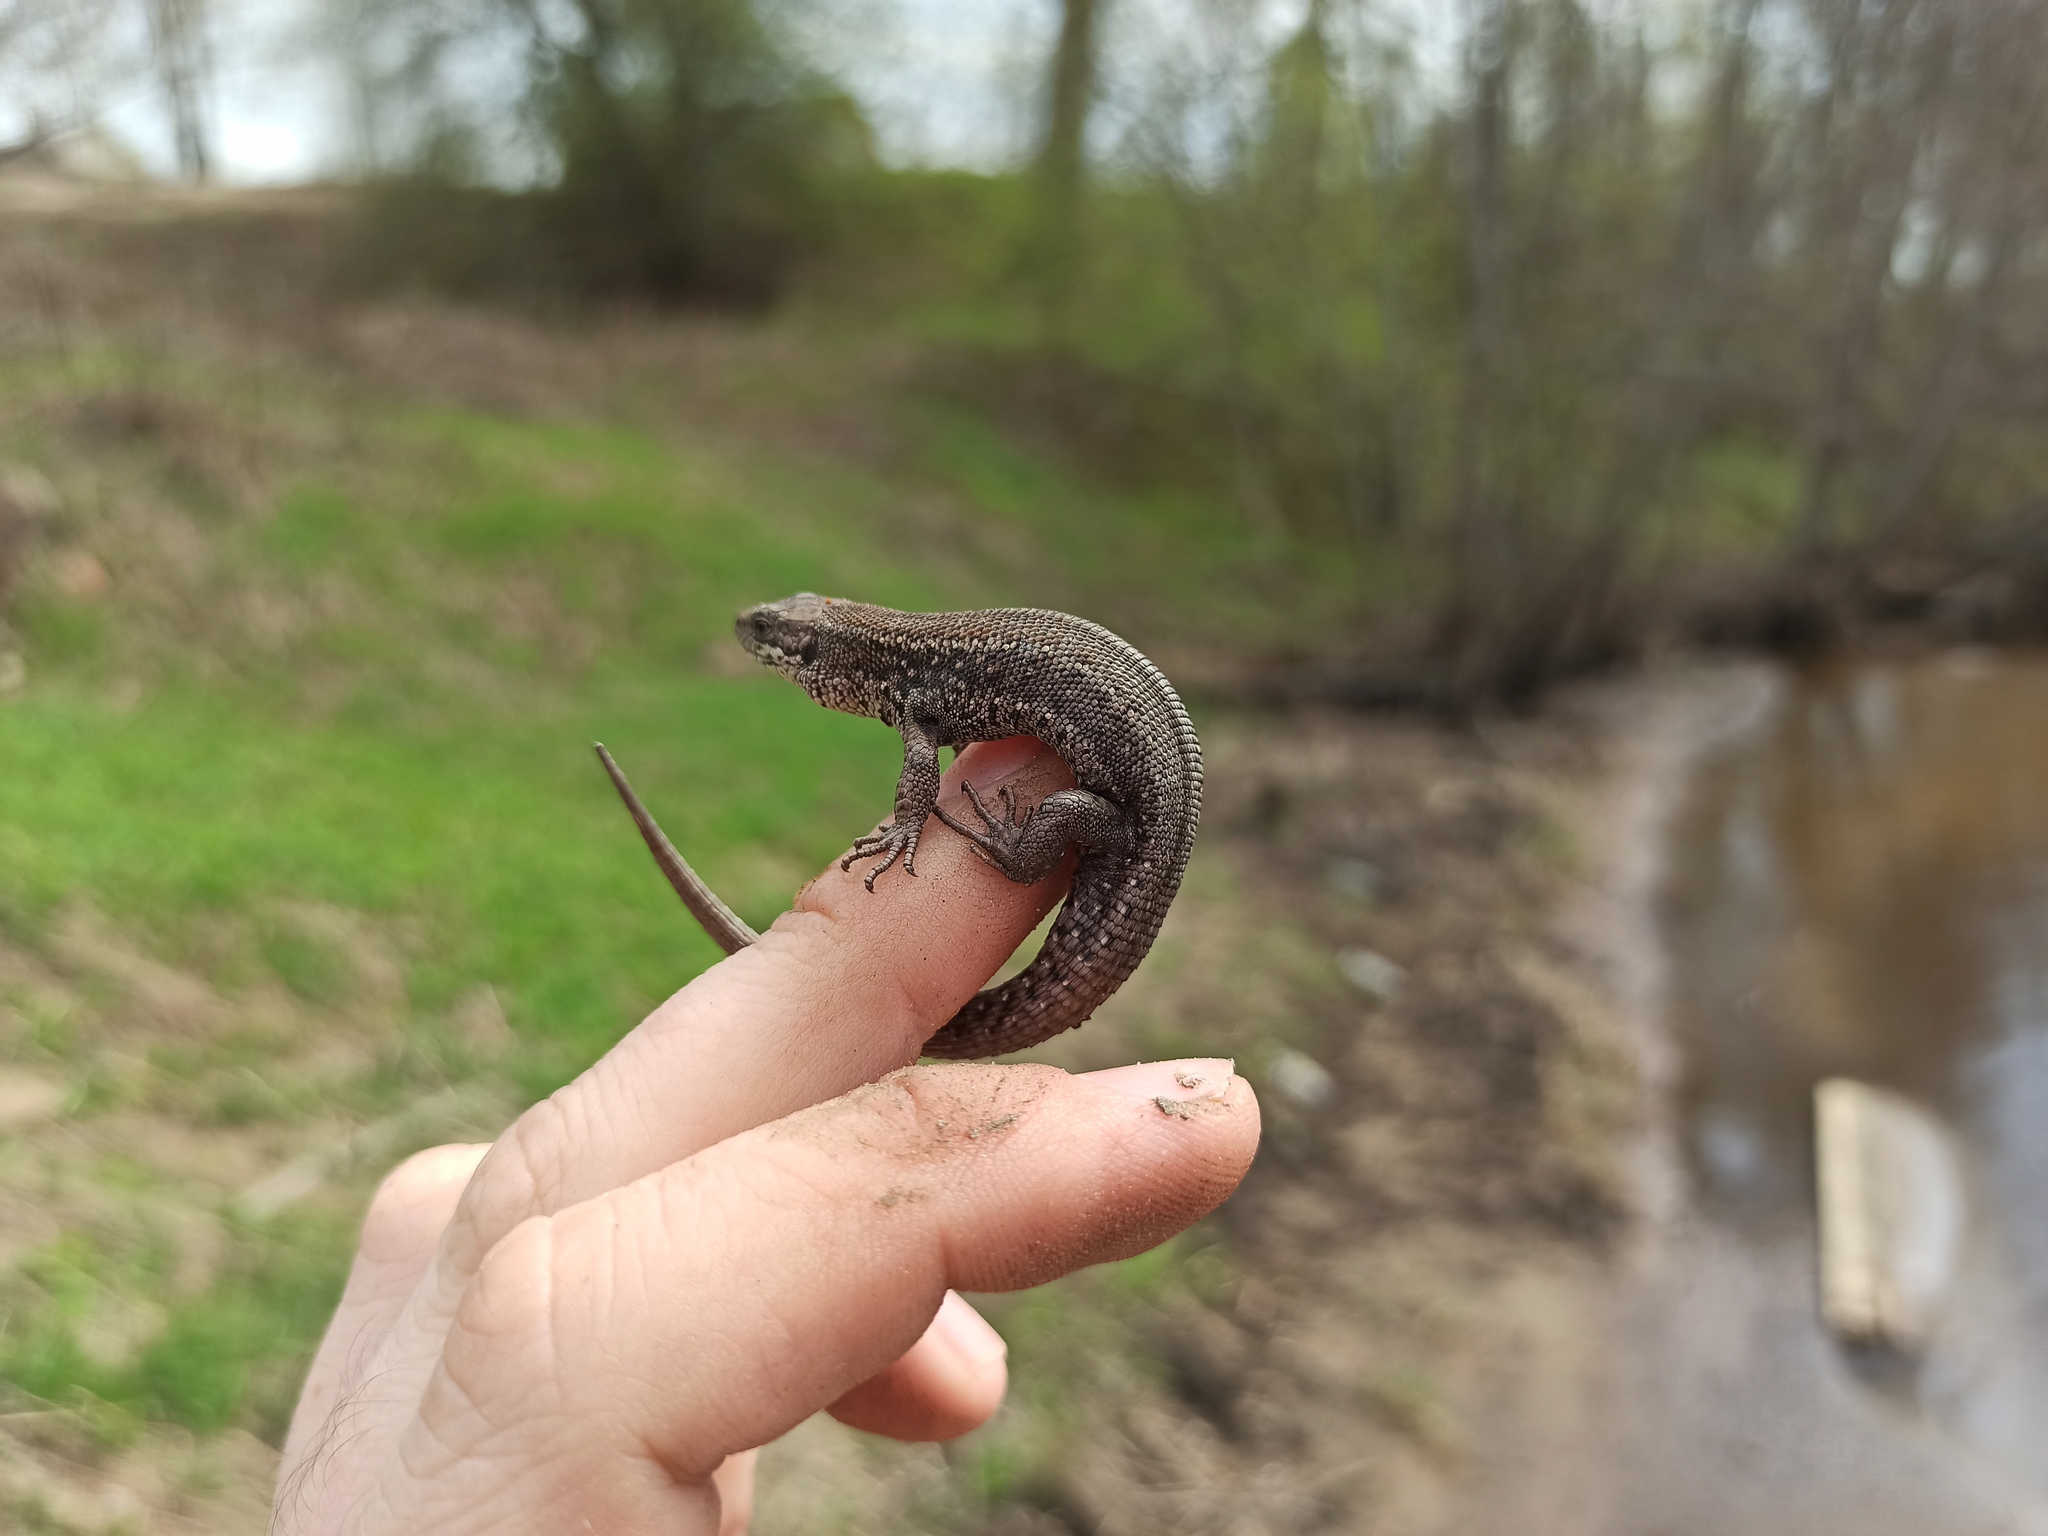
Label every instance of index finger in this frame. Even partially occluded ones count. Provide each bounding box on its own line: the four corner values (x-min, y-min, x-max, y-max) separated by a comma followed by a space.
447, 733, 1078, 1274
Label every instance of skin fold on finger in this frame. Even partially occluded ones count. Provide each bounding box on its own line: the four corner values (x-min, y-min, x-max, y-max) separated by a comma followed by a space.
281, 1143, 489, 1470
826, 1290, 1009, 1441
352, 1059, 1255, 1535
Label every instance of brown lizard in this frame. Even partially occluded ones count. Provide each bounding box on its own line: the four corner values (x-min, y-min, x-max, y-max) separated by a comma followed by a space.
597, 594, 1202, 1058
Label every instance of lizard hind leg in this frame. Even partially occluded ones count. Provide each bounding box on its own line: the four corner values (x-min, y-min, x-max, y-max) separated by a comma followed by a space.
935, 782, 1131, 886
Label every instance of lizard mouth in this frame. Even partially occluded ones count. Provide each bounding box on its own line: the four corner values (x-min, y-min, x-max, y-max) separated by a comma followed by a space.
734, 612, 815, 677
751, 641, 804, 676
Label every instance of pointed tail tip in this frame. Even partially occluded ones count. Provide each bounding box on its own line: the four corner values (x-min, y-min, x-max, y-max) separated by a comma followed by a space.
591, 737, 760, 956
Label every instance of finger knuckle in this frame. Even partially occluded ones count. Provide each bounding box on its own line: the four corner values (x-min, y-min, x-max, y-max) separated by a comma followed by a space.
443, 1216, 562, 1408
462, 1216, 557, 1345
444, 1096, 578, 1269
360, 1144, 472, 1256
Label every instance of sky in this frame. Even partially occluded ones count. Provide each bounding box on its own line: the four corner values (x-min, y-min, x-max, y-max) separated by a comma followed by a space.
82, 0, 1469, 186
96, 0, 1063, 185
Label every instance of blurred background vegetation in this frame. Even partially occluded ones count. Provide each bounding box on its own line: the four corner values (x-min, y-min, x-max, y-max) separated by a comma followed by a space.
17, 0, 2048, 700
338, 0, 2048, 704
2, 0, 2047, 1529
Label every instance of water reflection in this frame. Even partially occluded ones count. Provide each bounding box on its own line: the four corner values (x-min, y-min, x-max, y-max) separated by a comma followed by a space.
1664, 651, 2048, 1505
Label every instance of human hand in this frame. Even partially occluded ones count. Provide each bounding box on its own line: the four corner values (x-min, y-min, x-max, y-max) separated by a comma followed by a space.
272, 736, 1260, 1534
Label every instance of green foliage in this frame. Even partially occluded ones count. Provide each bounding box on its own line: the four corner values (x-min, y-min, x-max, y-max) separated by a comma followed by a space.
822, 1, 2048, 696
0, 1215, 353, 1442
265, 484, 354, 570
0, 414, 932, 1080
0, 1236, 131, 1410
260, 927, 355, 1006
1682, 441, 1804, 551
543, 1, 872, 302
346, 0, 874, 306
347, 0, 2048, 698
140, 1214, 355, 1439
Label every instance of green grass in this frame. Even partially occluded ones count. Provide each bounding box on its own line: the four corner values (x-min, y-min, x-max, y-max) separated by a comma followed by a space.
0, 362, 1312, 1086
0, 393, 956, 1079
0, 1213, 355, 1442
0, 676, 898, 1079
0, 337, 1282, 1451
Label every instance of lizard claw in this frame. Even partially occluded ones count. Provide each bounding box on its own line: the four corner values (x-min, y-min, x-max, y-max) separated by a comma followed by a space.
937, 780, 1043, 876
959, 780, 1031, 835
959, 780, 1000, 834
841, 821, 923, 887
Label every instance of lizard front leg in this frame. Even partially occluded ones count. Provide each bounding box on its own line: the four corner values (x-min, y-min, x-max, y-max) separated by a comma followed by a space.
934, 780, 1133, 884
841, 706, 944, 889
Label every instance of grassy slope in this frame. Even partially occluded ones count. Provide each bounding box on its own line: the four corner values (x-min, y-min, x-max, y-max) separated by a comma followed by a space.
4, 407, 933, 1083
0, 238, 1302, 1520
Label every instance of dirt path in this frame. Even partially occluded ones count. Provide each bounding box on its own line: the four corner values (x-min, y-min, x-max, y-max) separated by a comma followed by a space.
738, 669, 1781, 1534
1450, 656, 2048, 1536
1451, 1221, 2041, 1536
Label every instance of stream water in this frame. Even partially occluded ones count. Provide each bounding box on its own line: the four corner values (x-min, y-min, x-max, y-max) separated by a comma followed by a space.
1627, 653, 2048, 1531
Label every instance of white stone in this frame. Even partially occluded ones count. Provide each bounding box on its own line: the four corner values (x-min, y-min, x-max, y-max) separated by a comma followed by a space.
1337, 947, 1406, 1002
1269, 1048, 1337, 1109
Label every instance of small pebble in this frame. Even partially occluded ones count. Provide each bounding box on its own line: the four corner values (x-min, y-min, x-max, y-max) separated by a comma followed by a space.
1269, 1048, 1337, 1108
1338, 946, 1407, 1002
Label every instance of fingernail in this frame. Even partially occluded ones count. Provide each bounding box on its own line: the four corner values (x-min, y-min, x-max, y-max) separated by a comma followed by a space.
1083, 1058, 1236, 1103
931, 1291, 1008, 1375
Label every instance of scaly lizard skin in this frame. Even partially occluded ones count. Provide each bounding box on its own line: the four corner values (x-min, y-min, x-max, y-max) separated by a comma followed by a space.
597, 594, 1203, 1058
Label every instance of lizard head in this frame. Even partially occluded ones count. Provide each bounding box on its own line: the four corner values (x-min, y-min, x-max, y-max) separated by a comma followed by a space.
734, 593, 838, 683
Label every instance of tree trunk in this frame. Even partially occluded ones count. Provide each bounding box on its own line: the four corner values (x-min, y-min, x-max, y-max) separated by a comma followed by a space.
1443, 0, 1514, 702
1790, 0, 1946, 552
147, 0, 212, 183
1037, 0, 1100, 206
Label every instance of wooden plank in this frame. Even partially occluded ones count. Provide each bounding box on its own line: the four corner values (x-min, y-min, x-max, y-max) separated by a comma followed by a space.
1815, 1078, 1966, 1351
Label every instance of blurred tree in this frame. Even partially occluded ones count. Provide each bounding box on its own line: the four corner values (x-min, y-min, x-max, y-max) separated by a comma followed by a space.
332, 0, 870, 303
309, 0, 2048, 688
1021, 0, 1105, 330
0, 0, 133, 152
147, 0, 214, 181
1786, 0, 1951, 551
1872, 1, 2048, 543
1037, 0, 1100, 208
532, 0, 870, 300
